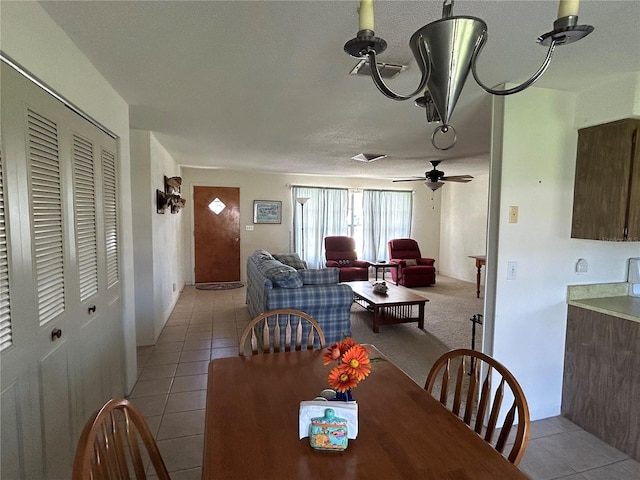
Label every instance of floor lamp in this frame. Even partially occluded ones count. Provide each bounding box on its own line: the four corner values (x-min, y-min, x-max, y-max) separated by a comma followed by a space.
296, 197, 310, 261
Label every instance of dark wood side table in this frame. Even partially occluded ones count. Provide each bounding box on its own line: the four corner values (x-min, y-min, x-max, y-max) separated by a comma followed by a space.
468, 255, 486, 298
369, 262, 399, 285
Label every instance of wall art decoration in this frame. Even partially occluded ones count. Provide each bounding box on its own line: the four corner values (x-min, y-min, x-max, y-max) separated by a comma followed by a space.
253, 200, 282, 224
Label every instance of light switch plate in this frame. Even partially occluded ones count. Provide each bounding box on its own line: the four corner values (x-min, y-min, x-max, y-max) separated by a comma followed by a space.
509, 206, 518, 223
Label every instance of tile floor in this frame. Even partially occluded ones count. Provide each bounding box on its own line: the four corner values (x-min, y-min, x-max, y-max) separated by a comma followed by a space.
131, 285, 640, 479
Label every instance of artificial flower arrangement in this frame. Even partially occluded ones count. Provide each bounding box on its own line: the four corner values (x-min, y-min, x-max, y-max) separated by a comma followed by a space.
323, 337, 371, 394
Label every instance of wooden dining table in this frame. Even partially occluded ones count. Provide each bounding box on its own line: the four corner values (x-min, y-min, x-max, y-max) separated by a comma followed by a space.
202, 346, 529, 479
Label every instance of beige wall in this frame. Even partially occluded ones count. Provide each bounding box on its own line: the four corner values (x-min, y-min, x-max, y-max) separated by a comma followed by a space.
180, 168, 444, 283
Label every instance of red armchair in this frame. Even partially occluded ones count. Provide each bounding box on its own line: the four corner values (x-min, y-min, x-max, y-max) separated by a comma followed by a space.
324, 236, 370, 282
388, 238, 436, 287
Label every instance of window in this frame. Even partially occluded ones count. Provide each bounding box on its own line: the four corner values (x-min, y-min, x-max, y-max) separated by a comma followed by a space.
347, 190, 363, 257
292, 186, 348, 268
362, 190, 412, 261
292, 186, 412, 267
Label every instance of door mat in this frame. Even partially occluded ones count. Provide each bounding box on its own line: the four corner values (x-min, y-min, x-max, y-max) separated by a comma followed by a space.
196, 282, 244, 291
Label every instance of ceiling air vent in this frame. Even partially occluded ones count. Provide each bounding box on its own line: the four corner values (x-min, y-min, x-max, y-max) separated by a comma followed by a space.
351, 153, 388, 163
349, 59, 406, 79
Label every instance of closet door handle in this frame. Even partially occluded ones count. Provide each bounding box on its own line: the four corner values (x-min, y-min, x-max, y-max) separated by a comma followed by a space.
51, 328, 62, 341
88, 305, 97, 314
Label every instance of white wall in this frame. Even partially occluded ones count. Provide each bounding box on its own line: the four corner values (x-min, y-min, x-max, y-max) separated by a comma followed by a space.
1, 1, 138, 392
150, 134, 183, 331
131, 131, 155, 345
575, 72, 640, 129
439, 174, 490, 282
180, 168, 441, 283
488, 76, 640, 421
131, 130, 183, 345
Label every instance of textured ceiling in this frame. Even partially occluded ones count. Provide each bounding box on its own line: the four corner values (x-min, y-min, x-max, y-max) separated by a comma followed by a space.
38, 1, 640, 180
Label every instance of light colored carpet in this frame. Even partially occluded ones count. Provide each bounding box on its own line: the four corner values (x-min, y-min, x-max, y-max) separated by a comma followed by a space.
349, 275, 484, 387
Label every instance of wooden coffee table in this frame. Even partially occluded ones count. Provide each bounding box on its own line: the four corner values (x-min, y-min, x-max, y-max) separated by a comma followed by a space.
348, 281, 428, 333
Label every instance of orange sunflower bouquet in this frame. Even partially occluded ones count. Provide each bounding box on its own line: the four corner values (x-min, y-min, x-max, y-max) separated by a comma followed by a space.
323, 337, 371, 396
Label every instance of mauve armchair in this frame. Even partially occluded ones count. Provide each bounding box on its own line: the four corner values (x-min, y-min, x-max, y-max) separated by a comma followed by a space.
388, 238, 436, 287
324, 236, 370, 282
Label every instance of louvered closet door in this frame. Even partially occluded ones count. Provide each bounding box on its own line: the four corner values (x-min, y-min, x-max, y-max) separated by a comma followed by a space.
0, 63, 122, 479
0, 150, 11, 353
71, 127, 123, 419
28, 107, 79, 480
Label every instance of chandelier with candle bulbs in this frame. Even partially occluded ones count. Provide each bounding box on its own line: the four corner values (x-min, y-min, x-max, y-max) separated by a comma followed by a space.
344, 0, 594, 150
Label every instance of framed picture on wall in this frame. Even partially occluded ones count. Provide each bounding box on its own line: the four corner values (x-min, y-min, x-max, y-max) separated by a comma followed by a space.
253, 200, 282, 224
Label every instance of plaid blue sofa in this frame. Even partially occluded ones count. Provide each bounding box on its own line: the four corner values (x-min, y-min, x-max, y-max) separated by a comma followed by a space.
246, 250, 353, 345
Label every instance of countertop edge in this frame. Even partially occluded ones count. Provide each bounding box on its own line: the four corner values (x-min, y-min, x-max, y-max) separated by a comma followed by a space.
568, 297, 640, 324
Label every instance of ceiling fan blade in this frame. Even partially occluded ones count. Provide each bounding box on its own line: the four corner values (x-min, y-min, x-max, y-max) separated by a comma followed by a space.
392, 177, 428, 182
441, 175, 474, 183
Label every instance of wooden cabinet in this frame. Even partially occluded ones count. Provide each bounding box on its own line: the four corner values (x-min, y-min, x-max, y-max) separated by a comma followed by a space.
571, 118, 640, 241
562, 305, 640, 461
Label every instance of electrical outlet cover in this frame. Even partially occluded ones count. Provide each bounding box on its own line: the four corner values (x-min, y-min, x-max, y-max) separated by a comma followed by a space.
576, 258, 588, 274
507, 261, 517, 280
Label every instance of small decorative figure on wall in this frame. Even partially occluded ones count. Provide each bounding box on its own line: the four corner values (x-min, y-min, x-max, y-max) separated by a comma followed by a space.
158, 176, 186, 214
157, 189, 170, 214
170, 196, 186, 214
164, 176, 182, 194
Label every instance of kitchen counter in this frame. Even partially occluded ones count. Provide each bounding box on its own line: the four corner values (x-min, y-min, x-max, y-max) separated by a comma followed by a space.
566, 282, 640, 324
563, 285, 640, 461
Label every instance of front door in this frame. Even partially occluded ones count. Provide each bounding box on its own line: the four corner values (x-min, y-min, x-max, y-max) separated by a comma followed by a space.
193, 186, 240, 282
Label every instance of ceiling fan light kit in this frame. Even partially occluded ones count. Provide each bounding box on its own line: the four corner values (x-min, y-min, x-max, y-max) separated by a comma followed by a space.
393, 160, 474, 190
344, 0, 594, 150
425, 181, 445, 192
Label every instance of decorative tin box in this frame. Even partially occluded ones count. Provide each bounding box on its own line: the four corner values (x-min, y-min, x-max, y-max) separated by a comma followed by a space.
309, 408, 348, 451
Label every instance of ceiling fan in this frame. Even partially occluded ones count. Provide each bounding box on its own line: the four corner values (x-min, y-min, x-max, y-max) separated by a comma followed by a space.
393, 161, 473, 191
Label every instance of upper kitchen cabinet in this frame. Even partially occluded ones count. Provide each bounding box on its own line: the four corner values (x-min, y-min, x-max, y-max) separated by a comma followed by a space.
571, 118, 640, 241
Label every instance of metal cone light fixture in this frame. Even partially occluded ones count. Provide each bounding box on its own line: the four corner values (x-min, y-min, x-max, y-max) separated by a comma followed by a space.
344, 0, 594, 150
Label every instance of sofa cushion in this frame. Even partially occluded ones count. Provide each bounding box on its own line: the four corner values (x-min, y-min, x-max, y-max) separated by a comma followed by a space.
272, 253, 307, 270
256, 258, 303, 288
299, 268, 339, 285
252, 249, 274, 262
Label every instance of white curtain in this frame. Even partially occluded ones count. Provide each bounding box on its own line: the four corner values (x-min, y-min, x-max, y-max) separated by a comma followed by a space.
362, 190, 413, 261
292, 186, 349, 268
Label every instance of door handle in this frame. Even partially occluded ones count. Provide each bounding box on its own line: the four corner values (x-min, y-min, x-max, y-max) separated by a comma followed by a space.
88, 305, 96, 314
51, 328, 62, 341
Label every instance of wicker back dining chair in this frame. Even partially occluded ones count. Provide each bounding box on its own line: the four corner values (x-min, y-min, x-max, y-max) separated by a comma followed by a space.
72, 398, 171, 480
239, 308, 326, 356
424, 348, 530, 465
